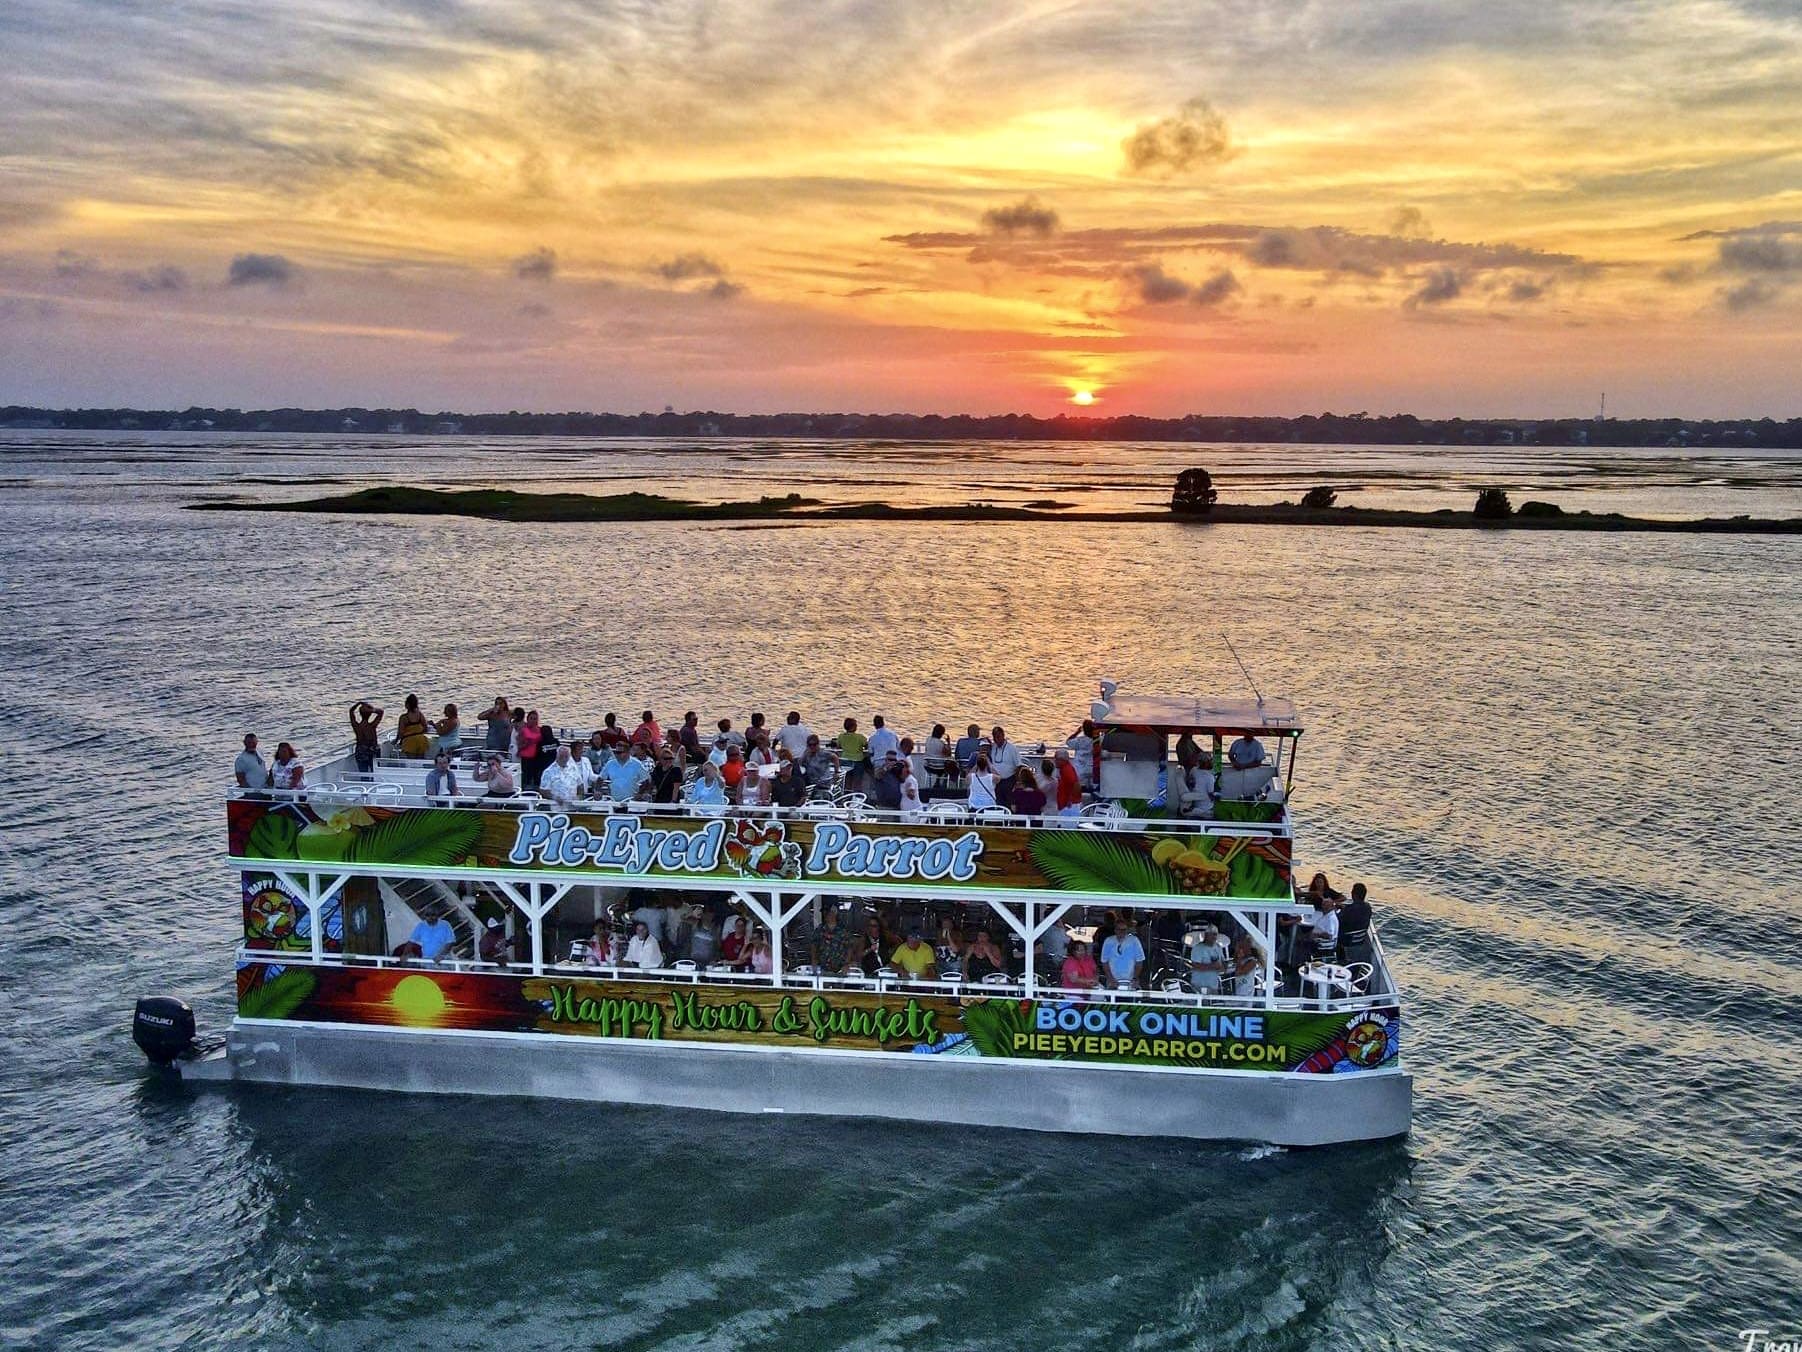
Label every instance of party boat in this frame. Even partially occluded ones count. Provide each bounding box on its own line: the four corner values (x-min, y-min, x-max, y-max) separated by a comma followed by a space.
135, 686, 1411, 1147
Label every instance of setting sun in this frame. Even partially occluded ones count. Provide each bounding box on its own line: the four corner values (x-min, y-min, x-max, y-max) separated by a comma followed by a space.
1070, 390, 1097, 406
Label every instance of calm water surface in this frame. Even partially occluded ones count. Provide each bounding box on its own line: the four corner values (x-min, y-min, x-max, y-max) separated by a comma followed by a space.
1, 435, 1798, 1351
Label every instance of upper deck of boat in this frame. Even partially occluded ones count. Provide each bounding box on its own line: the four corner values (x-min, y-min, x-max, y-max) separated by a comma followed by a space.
230, 688, 1304, 838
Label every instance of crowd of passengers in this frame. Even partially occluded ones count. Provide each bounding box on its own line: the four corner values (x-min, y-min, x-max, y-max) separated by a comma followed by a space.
398, 877, 1377, 1000
233, 694, 1277, 821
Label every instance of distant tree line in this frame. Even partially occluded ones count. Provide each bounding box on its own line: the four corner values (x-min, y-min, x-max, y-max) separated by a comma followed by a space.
4, 404, 1800, 448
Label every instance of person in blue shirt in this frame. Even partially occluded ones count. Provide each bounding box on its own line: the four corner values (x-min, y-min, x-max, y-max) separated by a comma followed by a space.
1228, 732, 1267, 769
867, 715, 901, 764
952, 723, 983, 772
1099, 917, 1145, 990
599, 743, 651, 801
409, 915, 456, 962
424, 751, 459, 802
686, 760, 729, 813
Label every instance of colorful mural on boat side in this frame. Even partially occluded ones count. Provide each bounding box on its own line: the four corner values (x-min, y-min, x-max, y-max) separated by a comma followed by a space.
234, 960, 1399, 1074
228, 800, 1293, 904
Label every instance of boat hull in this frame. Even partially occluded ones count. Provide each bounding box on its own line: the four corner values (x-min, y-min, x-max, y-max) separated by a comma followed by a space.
185, 1017, 1412, 1147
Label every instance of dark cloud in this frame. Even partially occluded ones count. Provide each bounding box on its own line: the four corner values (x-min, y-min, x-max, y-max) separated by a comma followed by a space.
1191, 268, 1242, 308
653, 253, 727, 282
1406, 266, 1463, 308
1130, 262, 1191, 304
891, 220, 1595, 310
1249, 231, 1295, 267
1389, 206, 1432, 239
1126, 262, 1240, 309
227, 252, 294, 287
124, 264, 188, 293
511, 246, 557, 281
706, 278, 744, 301
1718, 232, 1802, 273
1121, 98, 1232, 178
981, 196, 1060, 238
1720, 278, 1779, 311
1668, 223, 1802, 306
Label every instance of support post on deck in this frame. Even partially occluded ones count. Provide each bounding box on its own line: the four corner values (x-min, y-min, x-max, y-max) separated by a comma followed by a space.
274, 869, 348, 966
1023, 901, 1035, 998
530, 882, 545, 974
767, 892, 817, 983
494, 879, 572, 976
1222, 905, 1281, 1008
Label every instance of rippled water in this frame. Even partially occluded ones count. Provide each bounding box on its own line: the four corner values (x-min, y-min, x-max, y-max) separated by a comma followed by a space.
2, 434, 1798, 1351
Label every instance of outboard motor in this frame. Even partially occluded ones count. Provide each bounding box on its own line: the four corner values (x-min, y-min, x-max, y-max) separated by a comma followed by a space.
133, 996, 196, 1067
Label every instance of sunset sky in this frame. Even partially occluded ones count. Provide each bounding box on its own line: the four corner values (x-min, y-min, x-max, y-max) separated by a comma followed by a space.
3, 0, 1801, 416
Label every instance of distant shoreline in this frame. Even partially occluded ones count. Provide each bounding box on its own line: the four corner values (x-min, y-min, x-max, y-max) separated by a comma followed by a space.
10, 403, 1802, 449
190, 485, 1802, 534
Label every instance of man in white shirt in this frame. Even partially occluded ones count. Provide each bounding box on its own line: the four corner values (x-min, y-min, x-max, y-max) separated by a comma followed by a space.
1228, 732, 1267, 769
539, 746, 588, 806
987, 725, 1022, 805
775, 711, 814, 760
234, 733, 270, 790
624, 920, 663, 969
898, 763, 924, 819
598, 742, 651, 802
1308, 893, 1340, 963
867, 715, 900, 764
1188, 924, 1227, 994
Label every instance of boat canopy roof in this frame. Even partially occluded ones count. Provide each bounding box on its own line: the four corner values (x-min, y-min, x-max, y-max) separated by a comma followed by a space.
1096, 693, 1302, 737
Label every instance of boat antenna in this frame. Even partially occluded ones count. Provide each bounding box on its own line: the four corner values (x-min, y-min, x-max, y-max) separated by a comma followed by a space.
1222, 633, 1265, 708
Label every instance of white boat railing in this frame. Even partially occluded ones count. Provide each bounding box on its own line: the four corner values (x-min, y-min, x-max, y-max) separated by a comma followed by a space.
233, 946, 1397, 1017
238, 753, 1293, 839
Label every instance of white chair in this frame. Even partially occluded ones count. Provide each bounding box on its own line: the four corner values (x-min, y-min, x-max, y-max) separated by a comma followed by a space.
1218, 764, 1277, 801
980, 972, 1012, 986
973, 806, 1011, 822
925, 800, 967, 823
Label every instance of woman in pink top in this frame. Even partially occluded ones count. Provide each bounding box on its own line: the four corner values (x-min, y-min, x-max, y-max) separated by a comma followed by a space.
745, 931, 774, 975
1060, 939, 1099, 991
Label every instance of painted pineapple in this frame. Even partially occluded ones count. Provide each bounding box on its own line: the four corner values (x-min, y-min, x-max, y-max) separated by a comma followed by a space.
1150, 837, 1232, 894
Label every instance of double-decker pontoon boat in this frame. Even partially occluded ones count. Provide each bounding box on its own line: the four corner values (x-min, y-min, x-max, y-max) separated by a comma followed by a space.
136, 685, 1411, 1147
